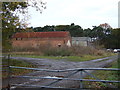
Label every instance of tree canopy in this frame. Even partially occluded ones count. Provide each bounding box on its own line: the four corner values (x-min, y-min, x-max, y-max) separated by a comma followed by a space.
1, 1, 46, 50
103, 28, 120, 49
32, 23, 84, 37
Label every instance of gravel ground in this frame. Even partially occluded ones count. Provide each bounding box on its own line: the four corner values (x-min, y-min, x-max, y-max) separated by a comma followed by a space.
2, 55, 118, 89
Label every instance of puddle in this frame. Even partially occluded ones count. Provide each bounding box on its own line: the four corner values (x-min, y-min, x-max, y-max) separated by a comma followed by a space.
30, 76, 60, 81
30, 79, 41, 81
44, 76, 59, 78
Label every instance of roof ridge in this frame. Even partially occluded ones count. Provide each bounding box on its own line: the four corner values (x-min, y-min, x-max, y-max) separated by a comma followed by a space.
12, 31, 70, 38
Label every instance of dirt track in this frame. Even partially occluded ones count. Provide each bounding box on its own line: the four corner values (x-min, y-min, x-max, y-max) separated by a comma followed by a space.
3, 55, 118, 89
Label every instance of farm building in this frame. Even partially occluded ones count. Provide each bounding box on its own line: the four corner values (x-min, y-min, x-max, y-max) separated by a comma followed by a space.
12, 31, 72, 49
72, 37, 92, 46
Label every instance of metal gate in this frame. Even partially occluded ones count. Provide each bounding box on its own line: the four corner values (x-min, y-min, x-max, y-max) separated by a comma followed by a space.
2, 55, 120, 89
7, 66, 120, 89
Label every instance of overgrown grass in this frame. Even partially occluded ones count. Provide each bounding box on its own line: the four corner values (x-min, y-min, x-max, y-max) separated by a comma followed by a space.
12, 45, 115, 57
84, 59, 119, 89
10, 45, 116, 62
2, 58, 36, 79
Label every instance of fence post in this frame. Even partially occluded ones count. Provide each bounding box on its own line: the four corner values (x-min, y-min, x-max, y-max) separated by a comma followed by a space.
8, 54, 11, 90
80, 69, 83, 89
118, 51, 120, 59
118, 51, 120, 89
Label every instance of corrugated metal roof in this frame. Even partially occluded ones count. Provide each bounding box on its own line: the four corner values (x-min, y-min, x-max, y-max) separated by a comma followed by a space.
12, 31, 70, 38
72, 37, 92, 41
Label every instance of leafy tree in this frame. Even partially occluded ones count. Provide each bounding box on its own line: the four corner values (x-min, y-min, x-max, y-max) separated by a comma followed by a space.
55, 25, 70, 31
91, 26, 104, 39
1, 1, 46, 51
55, 23, 83, 37
103, 28, 120, 49
83, 28, 91, 37
2, 2, 28, 50
42, 25, 55, 32
33, 26, 43, 32
69, 24, 83, 37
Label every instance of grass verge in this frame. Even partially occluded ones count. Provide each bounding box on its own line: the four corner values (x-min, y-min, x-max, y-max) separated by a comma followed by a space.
11, 53, 115, 62
2, 58, 36, 79
84, 59, 119, 89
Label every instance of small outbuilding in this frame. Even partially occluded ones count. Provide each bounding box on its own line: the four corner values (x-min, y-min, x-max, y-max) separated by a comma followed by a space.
72, 37, 92, 46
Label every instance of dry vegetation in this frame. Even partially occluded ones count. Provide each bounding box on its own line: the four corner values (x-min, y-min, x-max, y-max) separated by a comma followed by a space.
12, 44, 113, 57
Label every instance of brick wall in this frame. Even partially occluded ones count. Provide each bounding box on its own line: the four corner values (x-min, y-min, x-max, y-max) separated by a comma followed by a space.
12, 37, 71, 48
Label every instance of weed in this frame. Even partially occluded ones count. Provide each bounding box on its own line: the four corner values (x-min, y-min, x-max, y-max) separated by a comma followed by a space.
84, 60, 119, 89
2, 58, 36, 79
11, 45, 114, 58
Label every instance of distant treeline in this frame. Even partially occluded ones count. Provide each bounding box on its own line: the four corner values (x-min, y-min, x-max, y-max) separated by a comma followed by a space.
24, 23, 120, 49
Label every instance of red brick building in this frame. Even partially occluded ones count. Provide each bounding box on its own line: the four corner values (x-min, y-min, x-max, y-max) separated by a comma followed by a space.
12, 31, 72, 48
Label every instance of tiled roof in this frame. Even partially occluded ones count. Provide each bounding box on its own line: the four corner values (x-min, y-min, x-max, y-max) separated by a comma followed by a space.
12, 31, 70, 38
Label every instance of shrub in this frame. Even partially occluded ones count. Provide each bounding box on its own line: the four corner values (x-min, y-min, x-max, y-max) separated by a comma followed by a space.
41, 46, 72, 56
12, 44, 109, 57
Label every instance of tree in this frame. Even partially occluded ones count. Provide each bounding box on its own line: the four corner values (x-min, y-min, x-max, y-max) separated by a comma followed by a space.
83, 28, 91, 37
2, 2, 28, 50
1, 1, 46, 51
42, 25, 55, 32
33, 26, 43, 32
69, 24, 83, 37
99, 23, 112, 35
103, 28, 120, 49
55, 25, 70, 31
91, 25, 119, 49
55, 24, 83, 37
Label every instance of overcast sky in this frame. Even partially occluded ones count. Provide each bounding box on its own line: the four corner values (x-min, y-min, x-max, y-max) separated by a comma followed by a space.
27, 0, 119, 29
